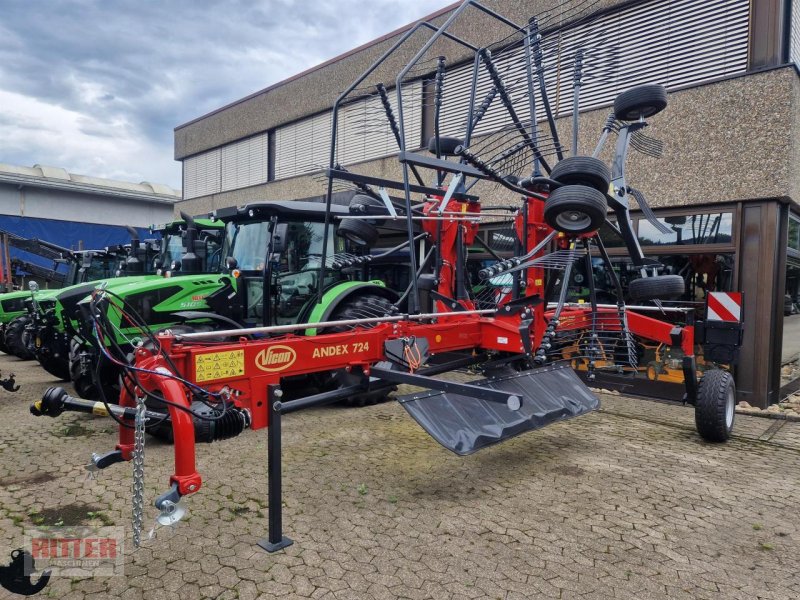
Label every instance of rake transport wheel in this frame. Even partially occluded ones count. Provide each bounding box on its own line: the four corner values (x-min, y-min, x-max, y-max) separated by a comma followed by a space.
628, 275, 685, 301
613, 84, 668, 121
5, 316, 34, 360
544, 185, 608, 235
337, 218, 379, 248
550, 156, 611, 193
325, 293, 396, 407
695, 368, 736, 442
428, 135, 464, 156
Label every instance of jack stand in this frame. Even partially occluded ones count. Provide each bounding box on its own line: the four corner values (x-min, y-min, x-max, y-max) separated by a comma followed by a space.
257, 385, 293, 553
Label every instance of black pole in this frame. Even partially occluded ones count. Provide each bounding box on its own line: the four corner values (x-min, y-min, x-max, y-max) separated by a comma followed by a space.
257, 385, 293, 553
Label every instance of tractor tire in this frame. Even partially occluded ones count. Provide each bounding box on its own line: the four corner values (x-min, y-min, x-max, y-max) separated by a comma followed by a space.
349, 194, 387, 226
37, 353, 71, 381
69, 337, 98, 399
0, 331, 9, 355
613, 84, 668, 121
695, 369, 735, 442
550, 156, 611, 193
544, 185, 608, 235
325, 293, 396, 407
428, 135, 464, 156
628, 275, 685, 301
5, 316, 34, 360
337, 218, 379, 247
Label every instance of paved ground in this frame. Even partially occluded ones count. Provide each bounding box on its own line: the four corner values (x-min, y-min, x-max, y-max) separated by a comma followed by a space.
1, 354, 799, 599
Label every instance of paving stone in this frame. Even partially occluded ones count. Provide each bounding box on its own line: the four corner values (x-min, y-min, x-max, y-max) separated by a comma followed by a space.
2, 356, 800, 599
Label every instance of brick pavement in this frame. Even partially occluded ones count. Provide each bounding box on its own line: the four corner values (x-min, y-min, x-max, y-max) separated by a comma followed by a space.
0, 353, 798, 599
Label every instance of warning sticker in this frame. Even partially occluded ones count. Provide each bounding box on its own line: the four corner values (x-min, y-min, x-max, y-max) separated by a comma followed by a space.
195, 349, 245, 383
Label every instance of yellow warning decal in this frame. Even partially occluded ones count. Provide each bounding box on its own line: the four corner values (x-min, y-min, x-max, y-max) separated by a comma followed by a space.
195, 349, 245, 382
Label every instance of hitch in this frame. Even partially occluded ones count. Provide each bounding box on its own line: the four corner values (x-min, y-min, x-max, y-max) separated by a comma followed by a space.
0, 549, 51, 596
0, 371, 19, 392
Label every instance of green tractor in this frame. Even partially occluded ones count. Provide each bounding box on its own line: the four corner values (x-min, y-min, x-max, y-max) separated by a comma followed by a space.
21, 233, 162, 374
76, 199, 403, 407
3, 245, 133, 360
26, 218, 222, 391
68, 215, 224, 398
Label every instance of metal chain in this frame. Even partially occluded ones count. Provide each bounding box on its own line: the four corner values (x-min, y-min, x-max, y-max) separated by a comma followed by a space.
132, 396, 146, 548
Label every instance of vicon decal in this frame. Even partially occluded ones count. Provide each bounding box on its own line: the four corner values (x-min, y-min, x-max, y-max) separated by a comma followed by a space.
255, 345, 297, 372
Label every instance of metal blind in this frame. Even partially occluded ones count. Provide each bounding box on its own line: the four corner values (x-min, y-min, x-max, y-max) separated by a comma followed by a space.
439, 0, 751, 139
183, 148, 221, 200
274, 111, 332, 180
221, 132, 269, 192
274, 81, 422, 181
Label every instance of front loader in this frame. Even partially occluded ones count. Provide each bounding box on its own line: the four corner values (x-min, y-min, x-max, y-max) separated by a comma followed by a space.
34, 0, 742, 551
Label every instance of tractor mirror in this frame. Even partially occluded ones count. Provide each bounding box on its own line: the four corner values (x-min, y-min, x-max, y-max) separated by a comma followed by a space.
225, 256, 238, 271
272, 223, 289, 253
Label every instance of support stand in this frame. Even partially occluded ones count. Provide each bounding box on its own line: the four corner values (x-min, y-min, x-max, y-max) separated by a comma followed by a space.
257, 385, 293, 553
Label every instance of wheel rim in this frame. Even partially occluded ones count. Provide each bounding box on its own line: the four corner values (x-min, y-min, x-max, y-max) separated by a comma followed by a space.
555, 210, 592, 231
725, 385, 735, 429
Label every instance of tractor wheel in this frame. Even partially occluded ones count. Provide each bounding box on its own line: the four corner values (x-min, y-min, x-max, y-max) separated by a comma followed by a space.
428, 135, 464, 156
695, 369, 735, 442
37, 353, 71, 381
628, 275, 685, 301
0, 330, 9, 355
69, 337, 98, 399
544, 185, 608, 235
550, 156, 611, 193
337, 218, 379, 247
5, 316, 34, 360
325, 293, 396, 407
613, 84, 668, 121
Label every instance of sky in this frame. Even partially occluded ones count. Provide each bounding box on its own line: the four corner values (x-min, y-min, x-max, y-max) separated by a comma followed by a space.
0, 0, 446, 190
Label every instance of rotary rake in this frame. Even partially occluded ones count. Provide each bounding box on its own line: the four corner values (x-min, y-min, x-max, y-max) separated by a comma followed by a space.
32, 0, 741, 552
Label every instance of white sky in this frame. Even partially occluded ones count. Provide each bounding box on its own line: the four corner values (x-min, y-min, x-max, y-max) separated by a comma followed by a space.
0, 0, 447, 189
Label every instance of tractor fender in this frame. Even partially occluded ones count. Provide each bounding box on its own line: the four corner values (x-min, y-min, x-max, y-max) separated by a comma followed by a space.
305, 281, 398, 336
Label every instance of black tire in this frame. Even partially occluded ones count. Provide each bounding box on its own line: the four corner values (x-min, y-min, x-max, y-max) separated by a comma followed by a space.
37, 353, 71, 381
349, 194, 387, 226
544, 185, 608, 234
695, 369, 735, 442
5, 316, 34, 359
337, 218, 379, 247
325, 293, 396, 407
69, 337, 98, 399
428, 136, 464, 156
613, 84, 668, 121
550, 156, 611, 192
0, 330, 9, 355
628, 275, 685, 301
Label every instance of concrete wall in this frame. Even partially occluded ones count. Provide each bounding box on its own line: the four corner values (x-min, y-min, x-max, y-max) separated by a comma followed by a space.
0, 184, 175, 228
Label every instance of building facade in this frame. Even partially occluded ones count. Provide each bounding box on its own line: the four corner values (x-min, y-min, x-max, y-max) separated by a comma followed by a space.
173, 0, 800, 407
0, 163, 179, 285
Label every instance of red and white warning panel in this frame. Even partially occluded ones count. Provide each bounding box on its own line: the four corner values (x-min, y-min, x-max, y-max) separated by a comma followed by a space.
707, 292, 743, 323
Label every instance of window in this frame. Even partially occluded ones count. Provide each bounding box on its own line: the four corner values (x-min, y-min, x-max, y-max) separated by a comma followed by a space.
183, 133, 269, 200
789, 214, 800, 252
637, 212, 733, 246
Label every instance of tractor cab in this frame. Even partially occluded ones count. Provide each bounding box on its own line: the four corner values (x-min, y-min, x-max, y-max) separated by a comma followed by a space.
212, 201, 349, 328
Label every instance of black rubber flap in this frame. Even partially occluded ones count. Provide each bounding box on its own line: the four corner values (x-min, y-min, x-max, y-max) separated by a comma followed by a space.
397, 365, 599, 455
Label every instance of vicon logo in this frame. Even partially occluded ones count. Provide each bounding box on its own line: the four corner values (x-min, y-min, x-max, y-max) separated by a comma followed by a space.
255, 345, 297, 372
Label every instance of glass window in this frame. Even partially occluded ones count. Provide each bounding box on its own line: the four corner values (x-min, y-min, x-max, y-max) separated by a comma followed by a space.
224, 222, 271, 271
789, 214, 800, 251
638, 212, 733, 246
598, 219, 626, 248
159, 234, 185, 268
